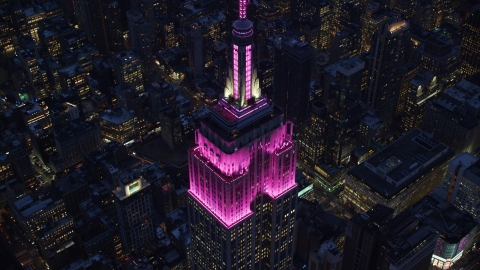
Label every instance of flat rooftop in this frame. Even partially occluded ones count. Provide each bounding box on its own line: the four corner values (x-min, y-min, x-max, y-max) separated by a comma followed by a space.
410, 196, 478, 242
348, 129, 453, 198
100, 107, 135, 125
112, 176, 150, 201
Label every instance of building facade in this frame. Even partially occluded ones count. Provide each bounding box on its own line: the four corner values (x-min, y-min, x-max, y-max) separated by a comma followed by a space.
113, 176, 155, 254
273, 38, 315, 128
188, 2, 297, 269
461, 5, 480, 77
342, 128, 453, 216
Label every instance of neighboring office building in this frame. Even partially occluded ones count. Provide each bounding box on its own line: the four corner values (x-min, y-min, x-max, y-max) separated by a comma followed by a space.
9, 194, 68, 242
342, 204, 439, 270
50, 102, 80, 126
365, 17, 409, 127
58, 63, 91, 100
113, 176, 155, 254
461, 5, 480, 77
159, 106, 183, 150
99, 107, 138, 144
36, 215, 74, 260
409, 196, 478, 270
52, 169, 90, 218
127, 10, 153, 79
401, 70, 441, 133
112, 50, 144, 93
435, 152, 480, 223
342, 128, 453, 216
273, 38, 315, 127
52, 119, 102, 171
417, 31, 462, 91
421, 80, 480, 155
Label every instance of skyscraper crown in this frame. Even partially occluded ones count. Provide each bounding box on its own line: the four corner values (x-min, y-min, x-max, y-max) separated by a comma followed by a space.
223, 0, 261, 108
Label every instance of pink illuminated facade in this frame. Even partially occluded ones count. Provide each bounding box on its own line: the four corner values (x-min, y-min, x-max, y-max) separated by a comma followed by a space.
187, 1, 298, 269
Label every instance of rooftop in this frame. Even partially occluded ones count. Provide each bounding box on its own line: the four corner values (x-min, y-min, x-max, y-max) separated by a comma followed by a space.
361, 116, 382, 128
281, 38, 315, 61
197, 11, 225, 27
410, 196, 478, 242
336, 56, 365, 77
54, 120, 98, 142
115, 50, 140, 64
58, 63, 85, 78
170, 223, 191, 246
100, 107, 135, 125
54, 169, 88, 194
37, 215, 73, 238
112, 176, 150, 201
349, 129, 452, 198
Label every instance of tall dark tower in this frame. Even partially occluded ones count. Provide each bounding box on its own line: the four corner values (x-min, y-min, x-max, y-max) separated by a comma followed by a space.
461, 5, 480, 77
188, 1, 298, 269
273, 39, 315, 128
366, 17, 409, 127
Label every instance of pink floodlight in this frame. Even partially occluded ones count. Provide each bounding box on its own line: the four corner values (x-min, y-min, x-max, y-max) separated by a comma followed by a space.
245, 45, 252, 100
239, 0, 248, 19
233, 45, 239, 99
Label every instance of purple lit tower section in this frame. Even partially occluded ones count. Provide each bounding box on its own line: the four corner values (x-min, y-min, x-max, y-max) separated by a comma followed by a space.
187, 1, 298, 269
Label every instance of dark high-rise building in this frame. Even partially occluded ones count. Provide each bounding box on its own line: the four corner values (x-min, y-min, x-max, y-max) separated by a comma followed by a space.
52, 120, 102, 172
58, 63, 91, 100
17, 49, 49, 101
435, 153, 480, 224
256, 59, 274, 97
355, 115, 384, 162
113, 176, 155, 254
53, 171, 90, 218
255, 0, 281, 38
127, 10, 153, 79
104, 1, 124, 53
329, 26, 361, 63
130, 0, 154, 29
273, 38, 315, 127
360, 2, 388, 53
112, 50, 144, 92
417, 31, 462, 91
342, 205, 394, 270
461, 5, 480, 77
401, 70, 440, 133
293, 0, 332, 51
73, 0, 108, 52
323, 85, 362, 168
8, 140, 35, 186
188, 1, 298, 269
297, 100, 327, 171
188, 23, 204, 79
366, 17, 409, 127
157, 17, 177, 50
323, 55, 366, 100
421, 80, 480, 155
412, 1, 435, 31
159, 106, 183, 151
73, 0, 123, 53
342, 204, 439, 270
395, 63, 420, 117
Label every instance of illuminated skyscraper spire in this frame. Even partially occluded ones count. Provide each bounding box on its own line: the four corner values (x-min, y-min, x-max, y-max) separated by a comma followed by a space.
224, 0, 260, 107
188, 1, 297, 269
239, 0, 248, 19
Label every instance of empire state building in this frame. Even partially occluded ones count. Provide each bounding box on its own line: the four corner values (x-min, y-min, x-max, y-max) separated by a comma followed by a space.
187, 0, 298, 269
